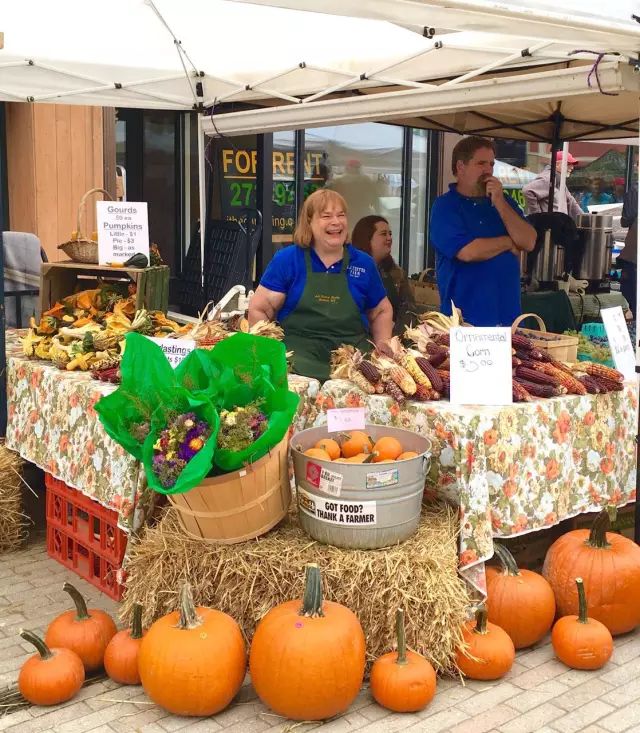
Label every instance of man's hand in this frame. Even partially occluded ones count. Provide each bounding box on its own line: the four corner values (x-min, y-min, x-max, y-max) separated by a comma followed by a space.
484, 176, 506, 207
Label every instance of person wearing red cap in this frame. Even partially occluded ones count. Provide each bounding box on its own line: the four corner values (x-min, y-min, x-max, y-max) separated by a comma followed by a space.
522, 151, 584, 219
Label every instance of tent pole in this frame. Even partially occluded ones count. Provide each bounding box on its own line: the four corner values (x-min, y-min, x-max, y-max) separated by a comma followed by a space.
197, 113, 206, 289
635, 114, 640, 544
546, 109, 562, 213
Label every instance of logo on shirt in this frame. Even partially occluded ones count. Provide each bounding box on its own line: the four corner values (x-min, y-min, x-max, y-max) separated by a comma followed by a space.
348, 265, 365, 278
315, 294, 341, 304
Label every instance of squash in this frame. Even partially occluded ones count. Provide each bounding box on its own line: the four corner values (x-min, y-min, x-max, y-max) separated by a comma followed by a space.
45, 583, 117, 672
551, 578, 613, 670
249, 563, 366, 721
18, 629, 85, 706
370, 608, 436, 712
138, 583, 245, 716
486, 543, 555, 649
104, 603, 145, 685
543, 509, 640, 635
456, 606, 515, 680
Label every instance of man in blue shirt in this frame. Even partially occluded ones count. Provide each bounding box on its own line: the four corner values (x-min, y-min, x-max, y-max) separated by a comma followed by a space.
430, 136, 536, 326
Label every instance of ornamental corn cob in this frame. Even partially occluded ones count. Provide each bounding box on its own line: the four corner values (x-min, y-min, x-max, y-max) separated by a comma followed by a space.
515, 365, 565, 390
382, 375, 406, 403
395, 352, 431, 389
591, 375, 625, 392
512, 356, 522, 368
512, 333, 534, 351
388, 365, 417, 395
357, 359, 382, 384
583, 362, 624, 383
434, 332, 450, 347
349, 369, 376, 394
530, 362, 587, 395
512, 381, 533, 402
578, 375, 602, 394
414, 384, 441, 401
436, 369, 450, 396
513, 378, 563, 398
414, 356, 444, 392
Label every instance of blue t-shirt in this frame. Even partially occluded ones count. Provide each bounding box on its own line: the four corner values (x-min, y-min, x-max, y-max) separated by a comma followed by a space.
429, 184, 525, 326
259, 244, 386, 328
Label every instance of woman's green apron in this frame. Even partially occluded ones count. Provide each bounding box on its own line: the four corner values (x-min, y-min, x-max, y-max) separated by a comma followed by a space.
282, 247, 370, 382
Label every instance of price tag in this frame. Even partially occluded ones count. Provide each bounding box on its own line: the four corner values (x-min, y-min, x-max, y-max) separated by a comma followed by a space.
318, 467, 343, 497
326, 407, 365, 433
449, 327, 512, 405
146, 337, 195, 368
600, 307, 635, 381
97, 201, 149, 265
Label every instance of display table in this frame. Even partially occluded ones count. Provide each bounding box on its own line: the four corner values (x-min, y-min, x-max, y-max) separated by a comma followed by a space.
4, 331, 319, 534
307, 379, 638, 593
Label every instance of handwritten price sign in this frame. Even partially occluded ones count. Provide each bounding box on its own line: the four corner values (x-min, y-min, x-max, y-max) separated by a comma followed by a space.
600, 307, 635, 381
450, 327, 513, 405
327, 408, 366, 433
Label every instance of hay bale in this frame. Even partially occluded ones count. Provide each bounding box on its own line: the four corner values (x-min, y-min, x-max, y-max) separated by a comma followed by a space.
0, 442, 27, 553
121, 502, 470, 674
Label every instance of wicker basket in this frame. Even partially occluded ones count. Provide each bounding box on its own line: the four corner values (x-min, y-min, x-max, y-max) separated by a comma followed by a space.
57, 188, 114, 264
512, 313, 578, 362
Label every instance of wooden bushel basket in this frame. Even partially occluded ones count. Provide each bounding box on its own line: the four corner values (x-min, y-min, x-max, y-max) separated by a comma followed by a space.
512, 313, 578, 362
167, 435, 292, 544
409, 269, 440, 307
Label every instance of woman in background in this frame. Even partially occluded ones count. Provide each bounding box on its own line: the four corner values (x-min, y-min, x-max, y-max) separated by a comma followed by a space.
352, 215, 416, 334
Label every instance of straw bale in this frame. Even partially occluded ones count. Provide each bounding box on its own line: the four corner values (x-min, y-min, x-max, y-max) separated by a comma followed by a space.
0, 442, 26, 553
121, 501, 470, 674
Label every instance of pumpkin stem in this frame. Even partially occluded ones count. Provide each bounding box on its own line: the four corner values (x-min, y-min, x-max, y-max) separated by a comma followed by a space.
300, 563, 324, 618
473, 606, 489, 635
587, 509, 612, 549
493, 543, 520, 577
62, 582, 90, 621
130, 603, 144, 640
576, 578, 589, 624
395, 608, 408, 666
176, 583, 202, 630
20, 629, 53, 660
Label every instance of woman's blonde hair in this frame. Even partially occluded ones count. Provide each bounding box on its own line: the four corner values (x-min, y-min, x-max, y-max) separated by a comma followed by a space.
292, 188, 348, 248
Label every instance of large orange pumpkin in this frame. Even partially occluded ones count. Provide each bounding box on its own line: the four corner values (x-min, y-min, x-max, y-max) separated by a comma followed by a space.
486, 543, 555, 649
370, 608, 436, 713
543, 509, 640, 635
551, 578, 613, 670
456, 606, 515, 680
249, 563, 366, 721
45, 583, 117, 672
104, 603, 145, 685
138, 584, 246, 716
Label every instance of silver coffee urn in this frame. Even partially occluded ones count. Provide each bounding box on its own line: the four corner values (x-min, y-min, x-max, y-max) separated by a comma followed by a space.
575, 213, 614, 285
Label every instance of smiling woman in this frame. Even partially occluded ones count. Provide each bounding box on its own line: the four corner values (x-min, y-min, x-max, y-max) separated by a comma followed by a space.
248, 189, 393, 381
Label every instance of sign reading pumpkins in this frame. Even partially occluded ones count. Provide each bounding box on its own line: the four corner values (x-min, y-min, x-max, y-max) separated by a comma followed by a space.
96, 201, 149, 265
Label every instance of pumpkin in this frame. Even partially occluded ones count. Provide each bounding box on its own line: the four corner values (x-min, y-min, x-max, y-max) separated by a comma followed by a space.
397, 451, 419, 460
543, 509, 640, 635
18, 629, 85, 706
104, 603, 145, 685
138, 583, 245, 716
45, 582, 117, 672
340, 431, 373, 458
372, 436, 403, 462
370, 608, 436, 712
249, 563, 366, 721
486, 543, 555, 649
551, 578, 613, 670
304, 448, 331, 461
456, 606, 515, 680
315, 438, 341, 460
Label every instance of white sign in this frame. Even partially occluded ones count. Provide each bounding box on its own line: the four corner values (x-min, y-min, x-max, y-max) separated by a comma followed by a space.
97, 201, 149, 265
297, 488, 377, 526
449, 327, 513, 405
147, 337, 195, 368
600, 307, 635, 381
327, 407, 366, 433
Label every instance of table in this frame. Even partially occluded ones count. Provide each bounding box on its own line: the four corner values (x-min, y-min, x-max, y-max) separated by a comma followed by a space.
5, 331, 319, 534
307, 379, 638, 594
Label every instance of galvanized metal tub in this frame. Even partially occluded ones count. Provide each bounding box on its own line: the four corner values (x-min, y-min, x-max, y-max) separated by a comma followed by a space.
291, 424, 431, 550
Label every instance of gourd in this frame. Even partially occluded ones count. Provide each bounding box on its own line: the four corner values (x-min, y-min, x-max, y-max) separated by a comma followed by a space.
138, 583, 245, 716
18, 629, 85, 706
486, 543, 555, 648
551, 578, 613, 670
456, 606, 515, 680
104, 603, 145, 685
45, 583, 117, 672
123, 252, 149, 268
370, 608, 436, 712
249, 563, 366, 721
543, 509, 640, 635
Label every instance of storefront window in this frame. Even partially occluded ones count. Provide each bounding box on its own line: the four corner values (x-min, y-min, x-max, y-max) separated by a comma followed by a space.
409, 129, 429, 276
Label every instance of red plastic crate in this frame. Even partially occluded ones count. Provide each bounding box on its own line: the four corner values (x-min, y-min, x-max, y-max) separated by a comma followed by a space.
45, 474, 126, 601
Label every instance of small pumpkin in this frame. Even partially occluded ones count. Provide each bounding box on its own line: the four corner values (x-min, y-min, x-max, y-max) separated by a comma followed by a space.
486, 543, 555, 649
104, 603, 145, 685
315, 438, 341, 460
304, 448, 331, 461
551, 578, 613, 670
45, 583, 117, 672
18, 629, 85, 706
543, 509, 640, 635
456, 606, 515, 680
370, 608, 436, 712
397, 451, 419, 460
138, 583, 246, 716
372, 436, 403, 462
249, 563, 366, 721
340, 431, 373, 458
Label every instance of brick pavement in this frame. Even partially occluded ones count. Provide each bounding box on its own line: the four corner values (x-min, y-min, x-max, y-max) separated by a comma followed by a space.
1, 533, 639, 733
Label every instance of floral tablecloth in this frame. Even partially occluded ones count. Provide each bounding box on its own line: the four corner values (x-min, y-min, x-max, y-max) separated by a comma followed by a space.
308, 380, 638, 594
5, 331, 319, 535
